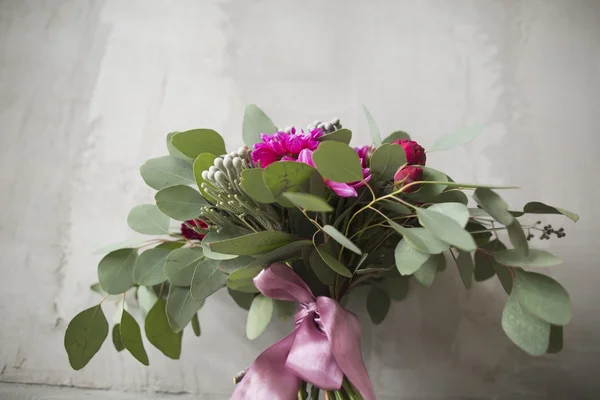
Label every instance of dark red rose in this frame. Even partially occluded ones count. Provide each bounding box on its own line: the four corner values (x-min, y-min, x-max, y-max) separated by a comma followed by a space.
181, 219, 208, 240
394, 165, 423, 193
392, 139, 426, 165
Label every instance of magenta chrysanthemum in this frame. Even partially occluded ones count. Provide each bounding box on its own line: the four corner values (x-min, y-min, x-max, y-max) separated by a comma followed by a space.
252, 127, 323, 168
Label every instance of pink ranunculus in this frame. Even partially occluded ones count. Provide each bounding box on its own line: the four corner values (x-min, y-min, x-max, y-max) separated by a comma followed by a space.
297, 148, 372, 198
393, 165, 423, 193
251, 127, 324, 168
392, 139, 426, 166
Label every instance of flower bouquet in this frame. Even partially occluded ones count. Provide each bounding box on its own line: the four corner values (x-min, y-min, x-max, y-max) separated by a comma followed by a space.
64, 105, 578, 399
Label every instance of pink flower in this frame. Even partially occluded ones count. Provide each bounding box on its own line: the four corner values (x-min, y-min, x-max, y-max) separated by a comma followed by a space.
393, 165, 423, 193
181, 219, 208, 240
392, 139, 426, 165
354, 145, 373, 168
297, 148, 372, 197
252, 127, 324, 168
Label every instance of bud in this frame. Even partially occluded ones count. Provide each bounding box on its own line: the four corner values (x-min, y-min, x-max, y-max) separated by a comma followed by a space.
392, 139, 426, 166
394, 165, 423, 193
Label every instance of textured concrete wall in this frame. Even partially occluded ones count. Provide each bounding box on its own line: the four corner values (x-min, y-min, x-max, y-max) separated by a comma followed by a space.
1, 0, 599, 398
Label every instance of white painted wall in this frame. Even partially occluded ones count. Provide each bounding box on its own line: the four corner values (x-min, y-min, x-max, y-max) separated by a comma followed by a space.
1, 0, 599, 398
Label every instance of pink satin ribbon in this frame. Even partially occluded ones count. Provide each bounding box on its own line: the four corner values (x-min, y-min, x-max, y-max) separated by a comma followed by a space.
231, 263, 375, 400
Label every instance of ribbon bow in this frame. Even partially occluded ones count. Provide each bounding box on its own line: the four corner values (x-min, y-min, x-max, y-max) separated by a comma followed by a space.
231, 263, 375, 400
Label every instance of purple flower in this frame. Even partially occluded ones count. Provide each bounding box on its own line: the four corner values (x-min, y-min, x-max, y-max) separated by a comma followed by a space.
354, 145, 373, 168
252, 127, 324, 168
297, 148, 372, 197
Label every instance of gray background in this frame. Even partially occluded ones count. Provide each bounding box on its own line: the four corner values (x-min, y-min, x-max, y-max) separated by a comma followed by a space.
1, 0, 599, 399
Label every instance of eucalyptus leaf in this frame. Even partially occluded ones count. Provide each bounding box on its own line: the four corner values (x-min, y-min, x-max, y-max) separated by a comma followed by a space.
166, 285, 204, 333
318, 128, 352, 144
427, 203, 469, 227
164, 247, 204, 287
379, 199, 411, 215
282, 192, 333, 212
137, 286, 158, 319
502, 292, 550, 356
64, 304, 109, 370
208, 231, 298, 256
246, 294, 273, 340
309, 247, 336, 286
384, 273, 410, 301
133, 248, 170, 286
171, 129, 226, 159
145, 299, 182, 359
316, 244, 352, 277
120, 310, 149, 366
430, 189, 469, 205
190, 258, 227, 302
217, 256, 253, 274
275, 300, 297, 321
547, 325, 563, 354
155, 185, 206, 221
413, 254, 444, 287
191, 313, 201, 337
193, 153, 217, 200
429, 125, 483, 152
394, 240, 429, 276
523, 201, 579, 222
226, 266, 263, 293
383, 131, 411, 143
474, 240, 506, 282
247, 240, 312, 268
263, 161, 316, 203
241, 169, 276, 203
417, 208, 476, 252
473, 188, 514, 226
112, 324, 124, 352
507, 219, 529, 256
493, 263, 514, 294
406, 166, 448, 201
140, 156, 195, 190
201, 230, 241, 260
228, 288, 255, 310
312, 141, 363, 183
513, 271, 571, 325
322, 225, 362, 256
390, 223, 448, 254
362, 105, 382, 147
98, 248, 137, 295
156, 241, 185, 250
243, 104, 277, 147
127, 204, 170, 235
370, 143, 406, 180
166, 131, 192, 161
366, 287, 390, 325
455, 251, 474, 289
492, 249, 562, 268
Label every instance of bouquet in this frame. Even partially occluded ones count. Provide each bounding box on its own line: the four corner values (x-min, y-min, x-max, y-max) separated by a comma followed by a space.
64, 105, 578, 399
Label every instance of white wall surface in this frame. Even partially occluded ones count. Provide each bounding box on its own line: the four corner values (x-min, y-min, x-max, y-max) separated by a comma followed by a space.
1, 0, 599, 398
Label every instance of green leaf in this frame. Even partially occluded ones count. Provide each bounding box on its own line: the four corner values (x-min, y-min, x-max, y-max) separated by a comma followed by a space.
64, 304, 109, 370
127, 204, 170, 235
474, 240, 506, 282
494, 263, 514, 294
507, 219, 529, 256
547, 325, 563, 354
413, 254, 444, 287
417, 208, 476, 252
246, 294, 273, 340
112, 324, 124, 352
156, 241, 185, 250
133, 248, 169, 286
502, 293, 550, 356
430, 189, 469, 205
201, 230, 241, 260
247, 240, 312, 268
429, 125, 483, 152
190, 259, 227, 302
263, 161, 316, 204
366, 287, 390, 325
191, 313, 201, 337
192, 153, 217, 200
384, 273, 410, 301
522, 201, 579, 222
493, 249, 562, 267
226, 266, 263, 293
140, 156, 195, 190
243, 104, 277, 147
383, 131, 411, 143
322, 225, 362, 255
171, 129, 226, 159
282, 192, 333, 212
145, 299, 182, 359
164, 247, 204, 287
312, 141, 363, 183
390, 224, 448, 254
309, 247, 336, 285
406, 166, 448, 201
427, 203, 469, 227
362, 105, 382, 147
370, 143, 406, 180
394, 240, 429, 275
137, 286, 158, 319
120, 310, 149, 366
379, 199, 411, 215
228, 288, 255, 310
473, 188, 514, 226
166, 132, 193, 161
90, 282, 106, 296
513, 271, 571, 325
166, 285, 204, 333
275, 300, 297, 321
217, 256, 253, 274
208, 231, 298, 256
155, 185, 206, 221
317, 128, 352, 144
455, 251, 474, 289
97, 248, 137, 295
241, 169, 276, 203
316, 244, 352, 277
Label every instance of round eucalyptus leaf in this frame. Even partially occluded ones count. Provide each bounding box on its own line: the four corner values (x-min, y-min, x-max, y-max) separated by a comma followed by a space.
383, 130, 411, 143
127, 204, 170, 235
166, 285, 204, 333
312, 141, 363, 183
413, 254, 444, 287
145, 299, 182, 360
190, 258, 227, 302
241, 169, 276, 203
394, 240, 429, 276
502, 293, 550, 356
366, 287, 390, 325
246, 294, 274, 340
370, 143, 406, 180
417, 208, 476, 252
317, 128, 352, 144
171, 129, 226, 159
473, 188, 514, 226
97, 248, 137, 295
427, 203, 469, 228
243, 104, 277, 147
140, 156, 195, 190
193, 153, 217, 200
133, 248, 170, 286
513, 271, 572, 325
390, 223, 448, 254
64, 304, 108, 370
164, 247, 205, 287
155, 185, 206, 221
492, 249, 562, 268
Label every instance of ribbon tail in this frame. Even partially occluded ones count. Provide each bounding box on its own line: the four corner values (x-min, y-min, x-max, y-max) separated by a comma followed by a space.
317, 297, 376, 400
231, 331, 301, 400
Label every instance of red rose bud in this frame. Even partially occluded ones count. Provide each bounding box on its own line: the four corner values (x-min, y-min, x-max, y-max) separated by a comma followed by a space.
181, 219, 208, 240
392, 139, 426, 165
394, 165, 423, 193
